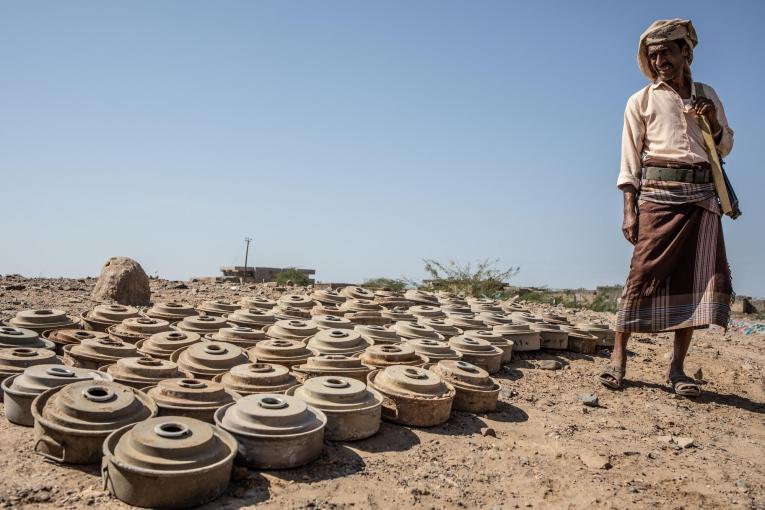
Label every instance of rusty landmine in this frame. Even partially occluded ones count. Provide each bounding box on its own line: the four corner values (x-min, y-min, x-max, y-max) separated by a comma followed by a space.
214, 362, 297, 396
273, 305, 313, 320
529, 323, 569, 350
493, 323, 541, 351
64, 338, 139, 370
266, 319, 319, 341
278, 294, 316, 309
311, 288, 347, 306
145, 377, 239, 422
107, 317, 172, 344
43, 329, 108, 356
239, 296, 277, 310
541, 312, 570, 325
0, 347, 61, 388
171, 341, 251, 380
393, 321, 445, 341
248, 339, 314, 368
441, 304, 474, 315
468, 298, 503, 314
404, 289, 439, 306
344, 311, 390, 326
340, 286, 376, 301
0, 326, 56, 351
574, 322, 616, 347
429, 360, 500, 413
311, 304, 344, 317
81, 304, 139, 332
477, 311, 517, 326
312, 314, 354, 330
367, 365, 455, 427
464, 329, 513, 363
175, 315, 230, 335
204, 326, 267, 347
510, 311, 545, 324
405, 338, 462, 362
447, 313, 489, 331
380, 307, 417, 322
144, 301, 196, 322
32, 380, 157, 464
354, 324, 402, 345
373, 291, 411, 309
559, 326, 599, 354
224, 308, 276, 329
8, 309, 80, 334
500, 301, 529, 314
136, 330, 201, 360
287, 375, 383, 441
339, 299, 383, 315
101, 357, 192, 389
448, 335, 503, 374
293, 354, 372, 383
359, 343, 427, 369
196, 300, 241, 317
306, 329, 371, 356
417, 317, 463, 339
409, 305, 446, 319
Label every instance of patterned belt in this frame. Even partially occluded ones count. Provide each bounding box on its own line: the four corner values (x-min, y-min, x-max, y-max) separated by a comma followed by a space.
643, 166, 712, 184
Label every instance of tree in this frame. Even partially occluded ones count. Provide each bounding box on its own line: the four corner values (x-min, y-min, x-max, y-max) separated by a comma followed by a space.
420, 258, 519, 297
275, 268, 311, 286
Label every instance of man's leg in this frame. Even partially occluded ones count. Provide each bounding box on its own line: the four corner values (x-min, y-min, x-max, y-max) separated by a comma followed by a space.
599, 331, 630, 387
668, 327, 693, 381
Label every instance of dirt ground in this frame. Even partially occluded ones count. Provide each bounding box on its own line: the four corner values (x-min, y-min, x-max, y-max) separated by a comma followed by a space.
0, 275, 763, 510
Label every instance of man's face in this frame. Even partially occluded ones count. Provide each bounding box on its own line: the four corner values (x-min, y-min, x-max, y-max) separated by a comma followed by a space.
646, 41, 687, 81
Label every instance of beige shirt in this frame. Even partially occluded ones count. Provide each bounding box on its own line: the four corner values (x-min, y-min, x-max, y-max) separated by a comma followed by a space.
618, 81, 734, 190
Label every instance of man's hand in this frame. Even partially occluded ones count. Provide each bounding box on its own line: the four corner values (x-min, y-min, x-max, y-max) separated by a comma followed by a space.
621, 184, 639, 245
692, 97, 721, 133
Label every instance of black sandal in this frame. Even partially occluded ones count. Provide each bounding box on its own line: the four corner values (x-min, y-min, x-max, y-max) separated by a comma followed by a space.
598, 365, 625, 389
669, 374, 701, 398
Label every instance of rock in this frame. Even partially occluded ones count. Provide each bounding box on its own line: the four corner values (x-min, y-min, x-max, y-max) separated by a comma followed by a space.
537, 360, 562, 370
579, 451, 611, 470
480, 427, 497, 437
693, 367, 703, 381
91, 257, 151, 305
657, 435, 674, 443
675, 437, 695, 448
581, 393, 599, 407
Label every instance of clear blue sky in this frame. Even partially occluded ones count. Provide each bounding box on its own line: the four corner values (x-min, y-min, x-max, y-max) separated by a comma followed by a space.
1, 1, 763, 296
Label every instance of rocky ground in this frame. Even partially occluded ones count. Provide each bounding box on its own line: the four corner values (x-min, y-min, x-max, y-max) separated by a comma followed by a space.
0, 275, 763, 510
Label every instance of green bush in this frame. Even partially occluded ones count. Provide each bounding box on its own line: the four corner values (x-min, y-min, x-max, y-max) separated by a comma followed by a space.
419, 259, 519, 298
363, 278, 407, 292
275, 268, 311, 287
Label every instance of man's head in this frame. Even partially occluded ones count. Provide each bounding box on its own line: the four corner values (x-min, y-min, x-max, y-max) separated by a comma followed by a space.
637, 19, 698, 81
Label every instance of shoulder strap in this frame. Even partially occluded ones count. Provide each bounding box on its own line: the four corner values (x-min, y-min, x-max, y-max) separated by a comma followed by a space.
694, 82, 708, 99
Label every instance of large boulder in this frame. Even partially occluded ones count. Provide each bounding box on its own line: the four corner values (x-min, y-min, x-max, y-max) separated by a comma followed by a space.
91, 257, 151, 305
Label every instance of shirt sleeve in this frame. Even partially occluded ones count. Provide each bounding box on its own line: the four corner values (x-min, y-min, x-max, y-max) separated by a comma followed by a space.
618, 95, 644, 190
706, 85, 734, 157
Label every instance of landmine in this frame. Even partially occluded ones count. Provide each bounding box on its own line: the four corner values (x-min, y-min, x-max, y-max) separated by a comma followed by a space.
100, 357, 191, 389
136, 331, 201, 360
273, 305, 312, 320
292, 354, 373, 383
381, 307, 417, 322
204, 326, 267, 347
8, 309, 80, 334
107, 317, 172, 343
559, 326, 599, 354
174, 315, 230, 335
311, 304, 344, 317
428, 360, 500, 412
223, 308, 277, 329
278, 294, 316, 309
32, 380, 157, 464
464, 329, 514, 363
0, 347, 61, 390
311, 288, 346, 306
266, 319, 319, 342
340, 299, 388, 326
145, 378, 239, 422
63, 337, 139, 370
409, 305, 446, 319
404, 289, 439, 305
359, 343, 428, 369
355, 324, 402, 345
393, 321, 446, 341
287, 376, 383, 441
81, 304, 139, 332
575, 322, 616, 347
43, 329, 108, 355
447, 313, 488, 331
418, 317, 463, 338
448, 336, 503, 374
239, 296, 276, 310
214, 362, 298, 395
2, 364, 111, 426
441, 303, 473, 315
340, 286, 376, 300
367, 365, 455, 427
530, 323, 569, 350
0, 326, 56, 351
171, 341, 251, 380
306, 329, 372, 356
493, 323, 542, 351
249, 339, 314, 368
196, 300, 240, 317
102, 416, 237, 509
215, 393, 327, 469
144, 302, 196, 323
477, 311, 516, 326
312, 314, 355, 330
469, 298, 503, 313
405, 338, 463, 362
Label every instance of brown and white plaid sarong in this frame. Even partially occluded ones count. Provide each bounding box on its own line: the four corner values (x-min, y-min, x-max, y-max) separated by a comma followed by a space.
615, 179, 732, 333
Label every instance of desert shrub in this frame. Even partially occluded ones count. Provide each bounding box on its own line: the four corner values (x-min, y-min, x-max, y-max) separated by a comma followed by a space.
363, 278, 407, 292
418, 259, 519, 298
275, 268, 311, 286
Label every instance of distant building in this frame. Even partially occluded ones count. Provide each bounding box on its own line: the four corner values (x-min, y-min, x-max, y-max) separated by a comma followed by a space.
219, 266, 315, 283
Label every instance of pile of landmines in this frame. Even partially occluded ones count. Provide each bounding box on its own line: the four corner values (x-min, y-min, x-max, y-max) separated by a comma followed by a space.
0, 287, 614, 509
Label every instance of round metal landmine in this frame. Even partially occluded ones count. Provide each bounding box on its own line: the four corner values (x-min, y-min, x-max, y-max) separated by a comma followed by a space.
355, 325, 402, 346
195, 300, 240, 317
0, 348, 61, 389
306, 329, 371, 356
429, 360, 501, 413
278, 294, 315, 309
558, 326, 599, 354
101, 357, 192, 389
529, 323, 569, 350
266, 319, 319, 341
2, 365, 111, 426
477, 312, 517, 326
224, 308, 277, 329
340, 286, 375, 301
405, 339, 463, 362
81, 304, 140, 332
493, 324, 541, 352
8, 309, 79, 334
339, 299, 382, 313
311, 304, 344, 317
107, 317, 172, 343
171, 342, 251, 380
214, 363, 297, 396
32, 380, 157, 464
417, 318, 462, 339
145, 378, 239, 423
510, 311, 545, 324
144, 302, 197, 322
214, 393, 327, 469
287, 376, 383, 441
137, 331, 202, 360
464, 330, 514, 363
541, 312, 570, 325
359, 344, 427, 369
204, 326, 267, 347
367, 365, 455, 427
0, 326, 55, 350
446, 314, 488, 331
312, 315, 354, 331
574, 323, 616, 347
343, 311, 389, 327
393, 321, 445, 341
409, 305, 446, 319
248, 339, 314, 368
273, 305, 312, 321
448, 336, 503, 374
441, 304, 473, 315
404, 289, 439, 305
381, 307, 417, 322
311, 288, 346, 305
239, 295, 277, 310
63, 338, 139, 370
102, 416, 237, 509
43, 329, 108, 356
292, 354, 373, 383
469, 302, 503, 314
175, 315, 230, 335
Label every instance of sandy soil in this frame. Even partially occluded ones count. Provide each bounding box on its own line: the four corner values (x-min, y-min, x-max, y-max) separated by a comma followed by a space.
0, 275, 763, 510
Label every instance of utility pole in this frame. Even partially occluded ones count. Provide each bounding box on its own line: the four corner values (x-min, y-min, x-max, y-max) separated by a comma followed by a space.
242, 237, 252, 284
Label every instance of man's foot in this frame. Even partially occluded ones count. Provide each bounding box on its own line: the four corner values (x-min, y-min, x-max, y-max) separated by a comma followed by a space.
598, 364, 626, 389
668, 369, 701, 398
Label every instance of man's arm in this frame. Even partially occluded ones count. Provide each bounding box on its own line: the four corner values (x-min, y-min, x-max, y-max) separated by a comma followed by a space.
618, 95, 644, 245
621, 184, 639, 245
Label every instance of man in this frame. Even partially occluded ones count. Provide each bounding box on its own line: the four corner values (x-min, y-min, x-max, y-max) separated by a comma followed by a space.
599, 19, 734, 397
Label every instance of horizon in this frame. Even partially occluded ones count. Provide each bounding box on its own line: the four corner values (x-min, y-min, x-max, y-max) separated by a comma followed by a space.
1, 1, 763, 296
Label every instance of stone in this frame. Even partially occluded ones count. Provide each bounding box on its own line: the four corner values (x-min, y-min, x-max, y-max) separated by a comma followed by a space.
675, 437, 695, 448
91, 257, 151, 305
693, 367, 703, 381
480, 427, 497, 437
537, 360, 562, 370
581, 393, 599, 407
579, 451, 611, 470
657, 435, 673, 443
